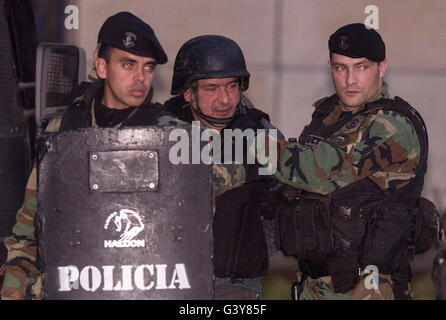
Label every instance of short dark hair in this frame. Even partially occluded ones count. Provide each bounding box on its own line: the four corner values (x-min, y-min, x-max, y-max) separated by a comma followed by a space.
97, 43, 114, 63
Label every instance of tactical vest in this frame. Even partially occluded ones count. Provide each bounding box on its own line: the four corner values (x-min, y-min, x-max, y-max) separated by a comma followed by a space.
278, 95, 435, 297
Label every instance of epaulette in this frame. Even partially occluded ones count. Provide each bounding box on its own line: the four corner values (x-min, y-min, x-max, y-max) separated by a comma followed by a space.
311, 94, 339, 115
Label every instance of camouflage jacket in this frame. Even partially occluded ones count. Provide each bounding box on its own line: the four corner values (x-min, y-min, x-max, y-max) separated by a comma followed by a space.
214, 83, 423, 299
275, 84, 421, 197
275, 84, 423, 299
168, 83, 424, 224
0, 120, 61, 300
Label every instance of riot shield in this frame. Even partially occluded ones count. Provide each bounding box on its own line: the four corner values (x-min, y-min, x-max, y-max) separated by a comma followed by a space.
37, 126, 214, 300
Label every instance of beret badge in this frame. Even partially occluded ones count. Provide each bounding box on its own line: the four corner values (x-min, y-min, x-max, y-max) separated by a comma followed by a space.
123, 32, 137, 49
338, 36, 350, 50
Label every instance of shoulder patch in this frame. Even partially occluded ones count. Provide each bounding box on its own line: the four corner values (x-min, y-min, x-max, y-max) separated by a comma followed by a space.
340, 114, 365, 134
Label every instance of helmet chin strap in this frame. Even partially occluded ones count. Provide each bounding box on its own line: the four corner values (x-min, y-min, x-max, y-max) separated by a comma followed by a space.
193, 105, 236, 126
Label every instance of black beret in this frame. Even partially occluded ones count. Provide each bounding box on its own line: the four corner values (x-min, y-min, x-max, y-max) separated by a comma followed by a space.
329, 23, 385, 62
98, 12, 167, 64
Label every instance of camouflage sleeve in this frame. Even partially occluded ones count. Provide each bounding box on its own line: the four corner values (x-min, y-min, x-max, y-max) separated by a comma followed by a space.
0, 117, 62, 299
299, 272, 395, 300
274, 110, 420, 194
0, 164, 41, 300
212, 163, 247, 197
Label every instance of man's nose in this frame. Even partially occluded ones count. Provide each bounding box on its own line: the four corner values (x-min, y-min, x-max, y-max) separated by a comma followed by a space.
216, 86, 229, 104
134, 66, 145, 82
346, 69, 357, 86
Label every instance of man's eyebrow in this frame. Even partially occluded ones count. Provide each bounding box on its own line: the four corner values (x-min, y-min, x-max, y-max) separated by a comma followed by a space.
353, 60, 368, 66
201, 83, 217, 88
118, 57, 137, 63
203, 79, 238, 87
331, 60, 368, 67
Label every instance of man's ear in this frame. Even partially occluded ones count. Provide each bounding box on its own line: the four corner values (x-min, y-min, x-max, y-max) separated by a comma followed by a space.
378, 59, 387, 79
184, 88, 192, 103
95, 56, 107, 79
328, 59, 335, 76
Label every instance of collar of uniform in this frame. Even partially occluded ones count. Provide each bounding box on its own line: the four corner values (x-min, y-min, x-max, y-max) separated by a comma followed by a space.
88, 80, 140, 128
323, 81, 390, 126
90, 100, 139, 128
179, 102, 195, 123
82, 79, 104, 107
322, 97, 343, 126
351, 81, 389, 114
84, 78, 154, 109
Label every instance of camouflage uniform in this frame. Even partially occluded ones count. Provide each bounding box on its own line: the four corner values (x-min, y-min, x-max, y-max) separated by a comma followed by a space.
0, 119, 61, 300
270, 82, 424, 299
275, 83, 420, 196
212, 80, 425, 299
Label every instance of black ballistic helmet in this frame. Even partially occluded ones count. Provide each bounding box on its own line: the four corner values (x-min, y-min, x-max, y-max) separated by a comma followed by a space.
171, 35, 250, 95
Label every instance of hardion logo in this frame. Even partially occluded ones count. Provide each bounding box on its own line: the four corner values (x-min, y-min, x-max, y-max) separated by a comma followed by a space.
104, 209, 145, 248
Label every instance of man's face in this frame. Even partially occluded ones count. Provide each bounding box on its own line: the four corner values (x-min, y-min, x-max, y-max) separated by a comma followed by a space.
184, 77, 240, 128
96, 47, 156, 109
329, 53, 387, 110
